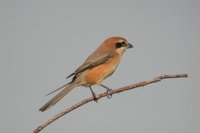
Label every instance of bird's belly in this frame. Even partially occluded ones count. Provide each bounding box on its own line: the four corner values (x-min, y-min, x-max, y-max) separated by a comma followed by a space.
84, 54, 121, 85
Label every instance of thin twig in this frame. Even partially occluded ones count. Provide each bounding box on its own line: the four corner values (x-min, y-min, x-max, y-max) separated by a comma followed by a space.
33, 73, 189, 133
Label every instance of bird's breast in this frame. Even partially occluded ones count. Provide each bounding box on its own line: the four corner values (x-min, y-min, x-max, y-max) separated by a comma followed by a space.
84, 54, 121, 85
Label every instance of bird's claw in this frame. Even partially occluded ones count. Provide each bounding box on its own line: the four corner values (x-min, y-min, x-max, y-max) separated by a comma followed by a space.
106, 89, 112, 99
92, 92, 98, 103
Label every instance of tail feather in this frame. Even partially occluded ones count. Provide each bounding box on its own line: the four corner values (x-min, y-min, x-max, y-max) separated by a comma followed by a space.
39, 83, 77, 112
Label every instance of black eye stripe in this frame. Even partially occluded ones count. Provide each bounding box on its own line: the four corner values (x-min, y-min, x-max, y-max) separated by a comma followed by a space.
115, 41, 126, 48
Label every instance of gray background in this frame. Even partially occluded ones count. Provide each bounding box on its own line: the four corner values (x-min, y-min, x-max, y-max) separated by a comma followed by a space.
0, 0, 199, 133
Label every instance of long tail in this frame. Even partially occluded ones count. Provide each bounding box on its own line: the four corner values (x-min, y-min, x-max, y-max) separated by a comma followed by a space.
39, 83, 78, 112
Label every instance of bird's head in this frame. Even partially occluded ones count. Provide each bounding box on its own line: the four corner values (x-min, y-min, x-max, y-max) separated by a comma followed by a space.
101, 37, 133, 55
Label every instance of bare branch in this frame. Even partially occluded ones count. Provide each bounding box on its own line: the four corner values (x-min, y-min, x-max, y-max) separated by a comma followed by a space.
33, 73, 189, 133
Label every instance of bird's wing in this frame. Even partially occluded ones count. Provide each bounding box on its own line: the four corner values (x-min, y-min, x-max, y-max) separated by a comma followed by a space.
66, 52, 115, 78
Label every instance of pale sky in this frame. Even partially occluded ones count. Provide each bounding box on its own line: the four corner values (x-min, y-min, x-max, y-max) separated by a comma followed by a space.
0, 0, 199, 133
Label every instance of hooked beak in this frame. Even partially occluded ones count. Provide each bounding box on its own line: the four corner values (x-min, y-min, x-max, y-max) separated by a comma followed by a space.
126, 43, 133, 49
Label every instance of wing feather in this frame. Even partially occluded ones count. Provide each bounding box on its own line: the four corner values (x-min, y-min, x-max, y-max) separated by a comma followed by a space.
67, 52, 115, 78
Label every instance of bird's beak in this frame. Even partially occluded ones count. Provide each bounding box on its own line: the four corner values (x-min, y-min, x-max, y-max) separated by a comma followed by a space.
126, 43, 133, 49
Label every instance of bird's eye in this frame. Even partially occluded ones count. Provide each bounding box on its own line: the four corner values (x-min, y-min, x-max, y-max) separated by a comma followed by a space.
115, 41, 126, 48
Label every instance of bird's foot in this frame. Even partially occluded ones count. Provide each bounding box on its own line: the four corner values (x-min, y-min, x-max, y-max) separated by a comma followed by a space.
106, 88, 112, 99
92, 92, 98, 103
90, 87, 98, 102
100, 84, 112, 99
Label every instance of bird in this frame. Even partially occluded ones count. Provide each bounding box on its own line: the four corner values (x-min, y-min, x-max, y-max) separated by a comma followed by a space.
39, 36, 133, 112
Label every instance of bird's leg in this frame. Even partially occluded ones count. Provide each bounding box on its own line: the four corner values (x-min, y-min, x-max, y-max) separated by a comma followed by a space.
89, 86, 98, 102
100, 84, 112, 99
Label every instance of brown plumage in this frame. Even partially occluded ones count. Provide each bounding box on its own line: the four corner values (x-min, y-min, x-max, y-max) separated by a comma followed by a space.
39, 37, 133, 112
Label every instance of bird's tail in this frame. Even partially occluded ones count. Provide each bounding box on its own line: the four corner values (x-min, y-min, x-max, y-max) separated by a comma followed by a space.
39, 83, 78, 112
